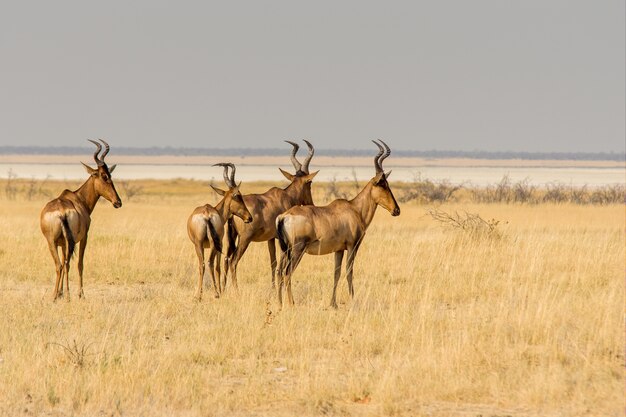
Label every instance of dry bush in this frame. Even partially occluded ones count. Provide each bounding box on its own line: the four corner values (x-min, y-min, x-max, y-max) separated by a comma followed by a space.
325, 175, 350, 201
2, 175, 56, 201
569, 185, 589, 205
47, 339, 94, 368
472, 175, 538, 204
469, 176, 626, 206
590, 184, 626, 205
324, 169, 361, 202
541, 183, 625, 205
4, 169, 17, 200
118, 180, 145, 202
400, 173, 462, 203
512, 178, 537, 203
542, 182, 570, 204
428, 208, 504, 238
24, 175, 52, 200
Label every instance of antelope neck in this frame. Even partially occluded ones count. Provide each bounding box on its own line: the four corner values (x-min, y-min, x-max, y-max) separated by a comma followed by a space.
75, 176, 100, 214
214, 197, 229, 220
282, 180, 304, 204
350, 181, 378, 229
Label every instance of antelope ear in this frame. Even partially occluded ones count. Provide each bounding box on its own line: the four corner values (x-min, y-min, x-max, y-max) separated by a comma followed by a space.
304, 170, 319, 183
108, 164, 117, 173
81, 162, 97, 176
279, 168, 295, 181
210, 185, 226, 196
385, 170, 392, 179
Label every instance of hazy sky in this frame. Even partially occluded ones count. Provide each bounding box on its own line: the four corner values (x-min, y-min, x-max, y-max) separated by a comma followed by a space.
1, 1, 624, 152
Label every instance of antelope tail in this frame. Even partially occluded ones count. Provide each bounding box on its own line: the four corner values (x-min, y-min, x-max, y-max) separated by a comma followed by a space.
207, 218, 222, 254
276, 217, 291, 278
60, 215, 75, 266
276, 217, 288, 253
226, 218, 237, 259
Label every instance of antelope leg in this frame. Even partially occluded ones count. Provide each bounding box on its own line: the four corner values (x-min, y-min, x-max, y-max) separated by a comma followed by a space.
331, 251, 344, 308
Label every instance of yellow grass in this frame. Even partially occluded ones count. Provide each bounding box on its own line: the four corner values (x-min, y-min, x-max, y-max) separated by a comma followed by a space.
0, 180, 623, 416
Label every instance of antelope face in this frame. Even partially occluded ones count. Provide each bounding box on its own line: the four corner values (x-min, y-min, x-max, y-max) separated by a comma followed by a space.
84, 163, 123, 208
229, 188, 253, 223
371, 172, 400, 216
213, 183, 253, 224
211, 163, 252, 223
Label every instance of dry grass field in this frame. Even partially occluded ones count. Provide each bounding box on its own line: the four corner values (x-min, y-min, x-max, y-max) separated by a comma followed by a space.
0, 179, 623, 417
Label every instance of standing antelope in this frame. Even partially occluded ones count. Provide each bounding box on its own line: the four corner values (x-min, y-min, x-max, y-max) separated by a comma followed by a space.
225, 140, 318, 290
187, 163, 252, 300
40, 139, 122, 301
276, 140, 400, 308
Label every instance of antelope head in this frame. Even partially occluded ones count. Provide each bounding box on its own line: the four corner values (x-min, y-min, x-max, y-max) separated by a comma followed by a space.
212, 163, 253, 223
279, 140, 318, 205
369, 140, 400, 216
81, 139, 122, 208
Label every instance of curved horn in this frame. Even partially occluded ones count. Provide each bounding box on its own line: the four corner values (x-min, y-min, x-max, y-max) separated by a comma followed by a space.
284, 140, 302, 172
371, 140, 384, 173
377, 139, 391, 170
213, 163, 232, 187
302, 139, 314, 174
88, 139, 103, 166
227, 162, 237, 184
99, 139, 110, 161
213, 162, 236, 187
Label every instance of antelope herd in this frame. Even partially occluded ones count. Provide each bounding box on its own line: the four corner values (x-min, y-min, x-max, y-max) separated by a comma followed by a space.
40, 139, 400, 308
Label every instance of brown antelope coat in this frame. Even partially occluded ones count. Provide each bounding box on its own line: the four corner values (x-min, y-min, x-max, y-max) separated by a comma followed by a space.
276, 140, 400, 308
225, 140, 317, 289
187, 163, 252, 300
40, 139, 122, 301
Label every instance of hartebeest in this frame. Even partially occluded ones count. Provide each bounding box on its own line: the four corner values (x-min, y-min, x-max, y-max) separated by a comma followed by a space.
224, 140, 318, 290
187, 163, 252, 300
276, 140, 400, 308
40, 139, 122, 301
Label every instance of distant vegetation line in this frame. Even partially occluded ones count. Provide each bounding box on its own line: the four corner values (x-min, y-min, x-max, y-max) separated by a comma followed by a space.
0, 146, 624, 161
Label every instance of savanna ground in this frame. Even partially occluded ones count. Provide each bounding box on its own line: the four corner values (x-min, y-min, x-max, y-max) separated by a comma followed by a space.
0, 178, 623, 417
